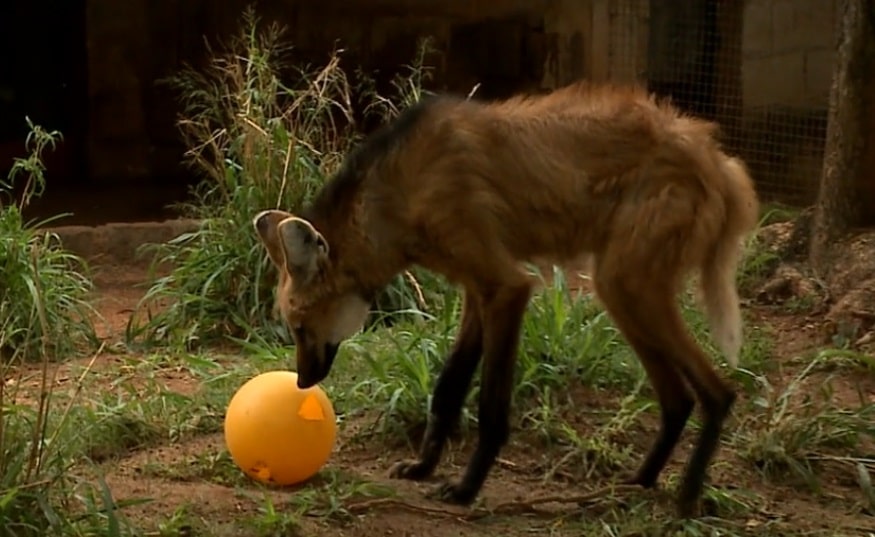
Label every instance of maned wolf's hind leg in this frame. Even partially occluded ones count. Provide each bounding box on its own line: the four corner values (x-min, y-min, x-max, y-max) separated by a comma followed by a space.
390, 291, 484, 481
594, 266, 735, 517
618, 338, 695, 488
430, 283, 532, 505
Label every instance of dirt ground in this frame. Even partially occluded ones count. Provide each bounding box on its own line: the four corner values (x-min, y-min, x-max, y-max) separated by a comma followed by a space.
86, 262, 615, 536
45, 221, 875, 536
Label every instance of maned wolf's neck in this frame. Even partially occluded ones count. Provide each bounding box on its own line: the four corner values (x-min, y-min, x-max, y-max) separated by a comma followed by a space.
306, 97, 437, 219
300, 98, 442, 296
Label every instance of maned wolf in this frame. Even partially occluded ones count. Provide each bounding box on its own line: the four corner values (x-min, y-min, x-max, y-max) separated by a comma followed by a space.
253, 81, 760, 517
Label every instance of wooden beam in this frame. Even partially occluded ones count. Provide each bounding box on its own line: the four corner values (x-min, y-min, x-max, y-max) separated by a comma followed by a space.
589, 0, 610, 82
287, 0, 551, 20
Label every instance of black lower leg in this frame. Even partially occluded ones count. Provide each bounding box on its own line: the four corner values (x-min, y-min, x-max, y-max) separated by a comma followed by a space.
390, 294, 483, 481
627, 357, 695, 488
433, 284, 530, 505
591, 261, 736, 517
435, 370, 512, 504
629, 396, 694, 488
596, 310, 696, 490
677, 388, 736, 516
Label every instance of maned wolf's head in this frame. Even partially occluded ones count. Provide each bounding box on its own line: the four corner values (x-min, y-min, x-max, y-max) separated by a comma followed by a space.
253, 209, 371, 389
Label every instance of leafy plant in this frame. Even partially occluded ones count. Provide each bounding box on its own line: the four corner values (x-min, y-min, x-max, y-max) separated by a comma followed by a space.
517, 267, 641, 397
0, 120, 127, 535
736, 210, 785, 295
342, 266, 644, 442
126, 8, 440, 350
736, 352, 875, 490
0, 119, 98, 364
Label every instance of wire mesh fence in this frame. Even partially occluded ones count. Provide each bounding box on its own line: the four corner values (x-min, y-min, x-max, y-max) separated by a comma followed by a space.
602, 0, 837, 208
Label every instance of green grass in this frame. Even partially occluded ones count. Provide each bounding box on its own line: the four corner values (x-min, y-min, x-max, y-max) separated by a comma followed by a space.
736, 208, 787, 296
0, 120, 99, 364
0, 118, 110, 536
335, 267, 643, 445
4, 259, 873, 535
734, 350, 875, 492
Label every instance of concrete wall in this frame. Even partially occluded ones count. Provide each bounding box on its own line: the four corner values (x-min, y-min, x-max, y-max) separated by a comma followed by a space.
85, 0, 214, 186
293, 0, 550, 100
742, 0, 837, 109
57, 0, 842, 203
580, 0, 836, 204
86, 0, 151, 183
540, 0, 650, 89
739, 0, 837, 204
82, 0, 562, 186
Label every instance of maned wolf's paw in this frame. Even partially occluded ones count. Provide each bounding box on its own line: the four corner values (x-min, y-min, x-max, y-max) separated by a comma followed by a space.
619, 472, 658, 489
676, 496, 702, 519
427, 480, 477, 506
388, 459, 433, 481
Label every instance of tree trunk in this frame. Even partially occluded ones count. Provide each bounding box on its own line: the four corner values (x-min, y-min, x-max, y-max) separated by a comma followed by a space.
809, 0, 875, 275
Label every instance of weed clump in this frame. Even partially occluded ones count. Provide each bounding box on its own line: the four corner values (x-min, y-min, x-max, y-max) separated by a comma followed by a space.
127, 9, 440, 350
0, 119, 120, 536
0, 120, 98, 363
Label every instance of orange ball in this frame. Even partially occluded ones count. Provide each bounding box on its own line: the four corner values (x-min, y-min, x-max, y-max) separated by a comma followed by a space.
224, 370, 337, 486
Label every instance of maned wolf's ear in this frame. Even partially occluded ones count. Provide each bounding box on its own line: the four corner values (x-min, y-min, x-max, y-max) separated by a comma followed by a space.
253, 209, 296, 269
276, 216, 329, 287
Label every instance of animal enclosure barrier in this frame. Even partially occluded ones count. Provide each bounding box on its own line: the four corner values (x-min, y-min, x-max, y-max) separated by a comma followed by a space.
601, 0, 836, 207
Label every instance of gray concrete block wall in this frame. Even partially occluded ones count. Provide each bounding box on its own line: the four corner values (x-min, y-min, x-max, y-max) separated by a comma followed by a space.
742, 0, 837, 109
738, 0, 837, 204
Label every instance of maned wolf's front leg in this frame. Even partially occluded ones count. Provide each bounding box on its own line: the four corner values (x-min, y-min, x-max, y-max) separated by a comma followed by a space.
390, 291, 484, 481
431, 283, 532, 505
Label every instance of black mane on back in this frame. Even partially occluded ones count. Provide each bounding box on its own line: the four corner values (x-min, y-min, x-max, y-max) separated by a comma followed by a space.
302, 95, 445, 223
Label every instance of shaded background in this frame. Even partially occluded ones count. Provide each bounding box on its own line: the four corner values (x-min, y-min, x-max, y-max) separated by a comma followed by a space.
0, 0, 840, 225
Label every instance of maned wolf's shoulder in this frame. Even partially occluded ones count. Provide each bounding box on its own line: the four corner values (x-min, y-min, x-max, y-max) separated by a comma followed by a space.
349, 96, 449, 169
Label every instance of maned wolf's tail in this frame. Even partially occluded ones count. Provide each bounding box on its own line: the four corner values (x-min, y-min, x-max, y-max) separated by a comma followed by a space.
700, 156, 759, 368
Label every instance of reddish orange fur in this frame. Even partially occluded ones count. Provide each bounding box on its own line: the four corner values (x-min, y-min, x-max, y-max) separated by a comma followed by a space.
254, 80, 760, 517
280, 83, 756, 307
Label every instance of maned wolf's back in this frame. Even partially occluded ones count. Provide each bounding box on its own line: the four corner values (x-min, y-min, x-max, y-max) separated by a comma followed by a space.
382, 83, 720, 198
374, 82, 732, 266
482, 82, 720, 182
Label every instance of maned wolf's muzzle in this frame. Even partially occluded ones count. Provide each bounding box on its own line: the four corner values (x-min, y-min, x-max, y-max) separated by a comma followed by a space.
296, 342, 340, 389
